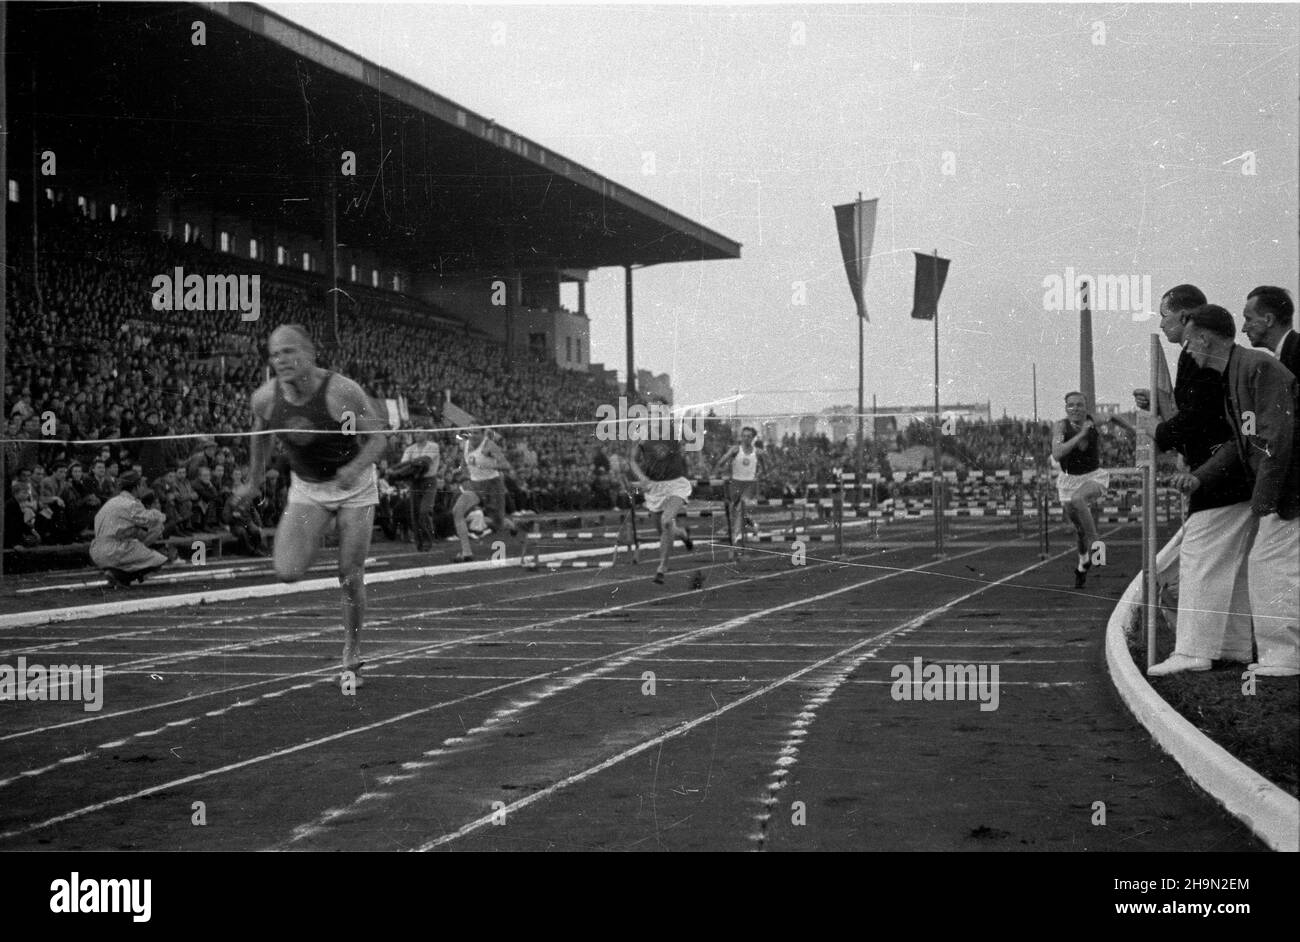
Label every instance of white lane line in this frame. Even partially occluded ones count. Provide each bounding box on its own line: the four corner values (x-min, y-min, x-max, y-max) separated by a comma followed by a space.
0, 531, 1011, 827
411, 536, 1119, 852
0, 515, 971, 747
751, 525, 1125, 848
0, 563, 650, 744
273, 541, 1004, 848
0, 546, 874, 799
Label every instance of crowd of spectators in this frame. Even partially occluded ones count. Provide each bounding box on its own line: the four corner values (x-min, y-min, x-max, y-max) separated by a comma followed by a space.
4, 209, 1129, 553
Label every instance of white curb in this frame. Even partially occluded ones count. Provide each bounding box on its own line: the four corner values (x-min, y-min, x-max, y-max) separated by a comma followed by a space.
1104, 537, 1300, 852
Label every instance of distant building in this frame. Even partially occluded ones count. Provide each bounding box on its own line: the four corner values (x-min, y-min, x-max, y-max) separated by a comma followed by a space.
636, 370, 673, 404
588, 362, 621, 389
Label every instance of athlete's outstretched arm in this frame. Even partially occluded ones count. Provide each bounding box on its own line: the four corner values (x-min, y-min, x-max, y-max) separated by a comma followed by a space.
713, 446, 739, 474
1106, 414, 1137, 436
627, 443, 650, 485
1050, 419, 1091, 462
235, 384, 274, 504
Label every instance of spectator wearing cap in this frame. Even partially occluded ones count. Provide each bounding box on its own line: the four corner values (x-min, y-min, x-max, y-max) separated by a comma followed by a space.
90, 470, 173, 587
1133, 288, 1254, 677
1176, 304, 1298, 678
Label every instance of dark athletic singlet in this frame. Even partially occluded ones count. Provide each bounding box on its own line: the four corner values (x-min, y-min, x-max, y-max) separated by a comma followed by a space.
1059, 417, 1100, 475
268, 372, 360, 483
637, 439, 689, 482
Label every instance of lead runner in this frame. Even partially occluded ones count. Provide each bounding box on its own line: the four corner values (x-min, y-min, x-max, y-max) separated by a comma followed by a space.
234, 324, 389, 687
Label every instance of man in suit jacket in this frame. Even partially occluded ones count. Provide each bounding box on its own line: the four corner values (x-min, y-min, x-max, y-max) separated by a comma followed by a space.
1242, 285, 1300, 516
1138, 288, 1255, 676
1181, 303, 1298, 677
1242, 285, 1299, 375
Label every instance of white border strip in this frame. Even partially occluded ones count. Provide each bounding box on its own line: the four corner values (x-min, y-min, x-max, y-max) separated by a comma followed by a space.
0, 545, 621, 630
3, 518, 888, 631
1105, 540, 1299, 853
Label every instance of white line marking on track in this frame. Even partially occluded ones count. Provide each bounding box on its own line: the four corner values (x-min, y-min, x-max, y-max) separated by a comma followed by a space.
0, 529, 1017, 836
751, 525, 1125, 848
410, 530, 1126, 851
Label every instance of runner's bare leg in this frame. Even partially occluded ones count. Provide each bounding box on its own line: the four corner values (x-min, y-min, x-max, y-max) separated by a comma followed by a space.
1069, 480, 1105, 559
273, 501, 334, 582
657, 494, 691, 573
453, 489, 481, 557
335, 504, 375, 669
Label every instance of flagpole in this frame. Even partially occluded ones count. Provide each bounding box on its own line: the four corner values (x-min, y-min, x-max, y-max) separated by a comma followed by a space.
856, 192, 865, 508
932, 248, 944, 556
1145, 334, 1159, 671
871, 392, 878, 510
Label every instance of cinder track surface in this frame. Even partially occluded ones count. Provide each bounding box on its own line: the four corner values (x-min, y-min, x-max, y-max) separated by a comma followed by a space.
0, 518, 1260, 851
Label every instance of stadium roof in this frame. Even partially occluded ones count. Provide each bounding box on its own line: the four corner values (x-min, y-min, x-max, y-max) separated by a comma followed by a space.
6, 1, 742, 274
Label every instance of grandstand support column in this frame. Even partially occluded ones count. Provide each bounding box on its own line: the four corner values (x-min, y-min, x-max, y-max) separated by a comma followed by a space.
624, 264, 636, 398
329, 174, 339, 352
509, 269, 523, 358
29, 62, 39, 306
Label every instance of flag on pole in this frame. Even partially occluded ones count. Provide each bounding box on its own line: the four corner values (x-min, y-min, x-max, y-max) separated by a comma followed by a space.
1136, 335, 1174, 467
910, 251, 950, 320
833, 198, 878, 320
1152, 340, 1176, 424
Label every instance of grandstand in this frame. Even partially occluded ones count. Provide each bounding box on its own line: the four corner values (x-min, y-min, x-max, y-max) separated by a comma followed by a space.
1, 0, 746, 557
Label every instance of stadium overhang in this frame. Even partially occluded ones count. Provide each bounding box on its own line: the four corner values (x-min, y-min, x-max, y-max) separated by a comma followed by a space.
4, 1, 741, 275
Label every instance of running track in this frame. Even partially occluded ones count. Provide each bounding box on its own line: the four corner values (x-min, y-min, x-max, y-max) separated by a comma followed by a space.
0, 518, 1261, 851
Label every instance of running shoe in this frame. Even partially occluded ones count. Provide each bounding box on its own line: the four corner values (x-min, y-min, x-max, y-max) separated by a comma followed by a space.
452, 553, 476, 563
1074, 567, 1087, 589
653, 571, 666, 585
680, 528, 694, 551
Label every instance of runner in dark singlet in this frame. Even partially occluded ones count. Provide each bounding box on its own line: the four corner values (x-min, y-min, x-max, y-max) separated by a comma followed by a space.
1051, 392, 1109, 588
628, 406, 696, 584
233, 324, 389, 688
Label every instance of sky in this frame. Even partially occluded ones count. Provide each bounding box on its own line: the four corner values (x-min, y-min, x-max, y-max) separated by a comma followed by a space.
264, 1, 1299, 422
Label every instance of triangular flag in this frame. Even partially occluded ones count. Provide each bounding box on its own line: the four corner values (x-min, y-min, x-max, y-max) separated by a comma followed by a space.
833, 198, 878, 320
